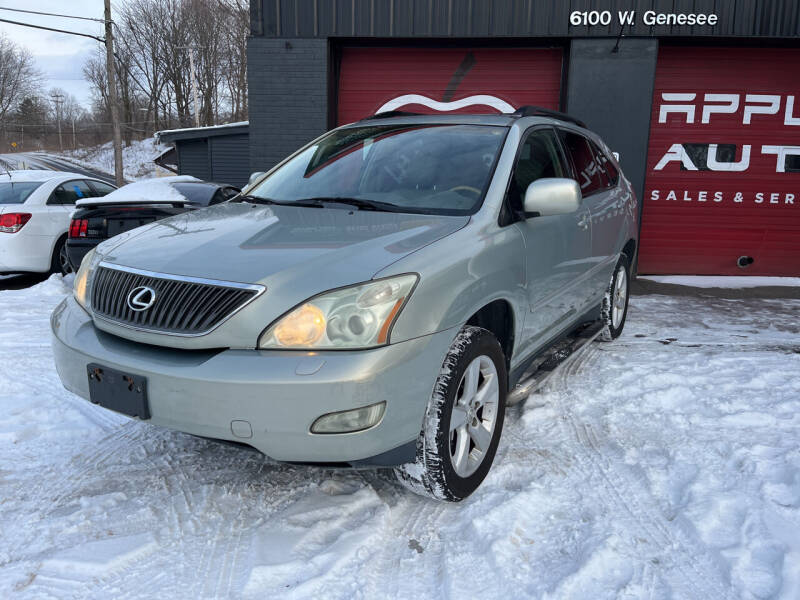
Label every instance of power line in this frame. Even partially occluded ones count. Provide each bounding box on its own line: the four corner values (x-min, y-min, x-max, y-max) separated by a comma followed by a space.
0, 6, 107, 23
0, 16, 104, 42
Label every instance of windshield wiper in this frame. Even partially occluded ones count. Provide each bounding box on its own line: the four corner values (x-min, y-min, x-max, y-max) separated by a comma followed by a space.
294, 197, 407, 213
233, 194, 326, 209
233, 193, 286, 205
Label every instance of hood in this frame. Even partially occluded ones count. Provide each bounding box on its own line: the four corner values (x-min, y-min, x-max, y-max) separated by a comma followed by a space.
100, 202, 468, 286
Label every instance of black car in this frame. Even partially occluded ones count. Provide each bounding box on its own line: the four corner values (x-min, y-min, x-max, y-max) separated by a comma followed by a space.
66, 178, 240, 270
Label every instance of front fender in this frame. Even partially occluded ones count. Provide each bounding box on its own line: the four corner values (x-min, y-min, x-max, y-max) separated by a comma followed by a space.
376, 220, 527, 353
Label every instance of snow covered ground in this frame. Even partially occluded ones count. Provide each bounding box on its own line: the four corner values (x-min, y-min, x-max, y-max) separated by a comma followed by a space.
1, 277, 799, 599
63, 138, 171, 181
640, 275, 800, 289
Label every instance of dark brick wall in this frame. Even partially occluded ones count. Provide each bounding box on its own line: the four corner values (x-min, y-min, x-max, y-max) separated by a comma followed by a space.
247, 37, 329, 173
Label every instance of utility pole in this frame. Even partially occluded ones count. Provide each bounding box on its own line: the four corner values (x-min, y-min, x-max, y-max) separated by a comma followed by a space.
104, 0, 124, 185
72, 117, 76, 148
50, 92, 64, 152
179, 45, 201, 128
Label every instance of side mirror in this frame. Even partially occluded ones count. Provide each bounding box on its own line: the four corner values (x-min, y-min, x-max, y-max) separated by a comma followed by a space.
523, 178, 582, 218
247, 171, 266, 187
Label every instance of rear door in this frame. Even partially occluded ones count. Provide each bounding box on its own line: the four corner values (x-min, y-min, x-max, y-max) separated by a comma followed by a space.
47, 179, 94, 235
510, 127, 592, 355
557, 129, 615, 306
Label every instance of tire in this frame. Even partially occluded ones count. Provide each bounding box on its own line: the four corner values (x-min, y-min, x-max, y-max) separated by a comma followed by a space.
394, 326, 508, 502
50, 236, 71, 275
599, 254, 630, 341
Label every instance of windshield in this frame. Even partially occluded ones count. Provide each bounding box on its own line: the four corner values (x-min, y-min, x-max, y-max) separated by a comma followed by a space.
0, 181, 44, 204
248, 124, 507, 215
171, 183, 217, 206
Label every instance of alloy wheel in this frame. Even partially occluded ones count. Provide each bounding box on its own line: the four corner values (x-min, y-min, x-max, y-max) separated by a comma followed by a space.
448, 355, 500, 478
612, 265, 627, 329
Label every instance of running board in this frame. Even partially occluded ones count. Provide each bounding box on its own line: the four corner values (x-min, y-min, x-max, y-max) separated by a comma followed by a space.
506, 321, 603, 406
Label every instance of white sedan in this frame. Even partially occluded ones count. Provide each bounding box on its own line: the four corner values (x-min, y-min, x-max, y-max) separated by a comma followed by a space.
0, 170, 116, 274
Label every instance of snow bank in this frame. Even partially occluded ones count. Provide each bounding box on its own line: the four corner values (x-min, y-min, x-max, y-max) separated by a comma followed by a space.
641, 275, 800, 288
64, 138, 171, 181
1, 278, 799, 598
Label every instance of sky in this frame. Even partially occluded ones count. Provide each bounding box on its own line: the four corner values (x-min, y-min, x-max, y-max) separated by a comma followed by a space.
0, 0, 106, 109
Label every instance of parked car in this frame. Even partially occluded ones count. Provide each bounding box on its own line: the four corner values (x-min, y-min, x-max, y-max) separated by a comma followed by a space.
51, 108, 638, 501
0, 170, 116, 275
66, 176, 240, 271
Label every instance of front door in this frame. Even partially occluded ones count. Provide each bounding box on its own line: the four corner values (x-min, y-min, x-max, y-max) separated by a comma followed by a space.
509, 127, 593, 357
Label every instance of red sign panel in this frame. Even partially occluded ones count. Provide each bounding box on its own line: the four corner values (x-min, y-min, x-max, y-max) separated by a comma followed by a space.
640, 47, 800, 275
337, 47, 562, 125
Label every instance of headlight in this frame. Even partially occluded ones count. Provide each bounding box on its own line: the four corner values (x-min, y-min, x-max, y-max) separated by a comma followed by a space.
73, 248, 96, 310
258, 274, 418, 349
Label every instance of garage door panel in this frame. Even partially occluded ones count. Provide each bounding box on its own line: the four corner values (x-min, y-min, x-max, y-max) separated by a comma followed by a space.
640, 47, 800, 276
337, 47, 562, 125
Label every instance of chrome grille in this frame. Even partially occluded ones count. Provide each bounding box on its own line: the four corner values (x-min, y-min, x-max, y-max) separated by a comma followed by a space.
90, 262, 264, 336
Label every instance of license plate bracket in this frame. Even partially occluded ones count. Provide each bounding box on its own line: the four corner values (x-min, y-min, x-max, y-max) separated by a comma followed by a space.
87, 363, 150, 420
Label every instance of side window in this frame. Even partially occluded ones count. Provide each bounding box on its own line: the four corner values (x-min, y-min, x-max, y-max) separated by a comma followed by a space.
507, 128, 566, 214
88, 181, 117, 197
601, 151, 620, 185
558, 130, 606, 196
588, 139, 619, 187
48, 180, 93, 205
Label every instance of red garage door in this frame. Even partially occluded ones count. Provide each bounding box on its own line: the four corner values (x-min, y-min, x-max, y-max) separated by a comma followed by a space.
337, 47, 562, 125
640, 47, 800, 276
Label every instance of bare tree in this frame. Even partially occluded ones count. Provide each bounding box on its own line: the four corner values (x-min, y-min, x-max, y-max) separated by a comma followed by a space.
219, 0, 248, 121
0, 34, 41, 122
83, 0, 251, 136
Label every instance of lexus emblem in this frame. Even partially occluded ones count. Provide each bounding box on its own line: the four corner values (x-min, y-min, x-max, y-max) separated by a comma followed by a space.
126, 286, 157, 312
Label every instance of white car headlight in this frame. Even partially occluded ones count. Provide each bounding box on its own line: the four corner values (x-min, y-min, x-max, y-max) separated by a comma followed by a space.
258, 274, 418, 349
73, 248, 97, 310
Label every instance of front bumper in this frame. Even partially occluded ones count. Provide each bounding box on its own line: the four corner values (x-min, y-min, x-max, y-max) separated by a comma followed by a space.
51, 296, 456, 465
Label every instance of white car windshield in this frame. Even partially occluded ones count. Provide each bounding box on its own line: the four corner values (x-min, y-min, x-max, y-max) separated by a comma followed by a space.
0, 181, 44, 204
248, 124, 508, 215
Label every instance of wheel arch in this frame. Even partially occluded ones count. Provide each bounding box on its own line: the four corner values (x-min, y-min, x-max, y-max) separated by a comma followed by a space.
622, 238, 637, 269
464, 298, 515, 371
50, 231, 69, 272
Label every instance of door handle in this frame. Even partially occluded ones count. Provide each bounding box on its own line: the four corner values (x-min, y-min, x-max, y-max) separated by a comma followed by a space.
577, 215, 590, 229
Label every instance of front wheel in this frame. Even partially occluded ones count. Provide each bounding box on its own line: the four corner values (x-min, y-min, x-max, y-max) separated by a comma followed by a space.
600, 255, 630, 341
394, 326, 507, 502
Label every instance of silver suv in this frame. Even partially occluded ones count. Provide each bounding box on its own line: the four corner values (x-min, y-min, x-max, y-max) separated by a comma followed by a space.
52, 108, 638, 501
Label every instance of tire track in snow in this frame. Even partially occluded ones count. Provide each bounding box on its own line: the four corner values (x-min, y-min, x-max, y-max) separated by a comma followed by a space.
362, 494, 450, 599
547, 343, 735, 600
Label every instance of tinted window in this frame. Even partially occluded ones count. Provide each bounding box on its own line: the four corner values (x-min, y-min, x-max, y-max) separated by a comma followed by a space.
249, 124, 507, 216
558, 130, 606, 196
602, 153, 619, 185
0, 181, 43, 204
507, 128, 566, 213
89, 181, 117, 196
49, 180, 93, 205
587, 139, 620, 187
170, 183, 218, 206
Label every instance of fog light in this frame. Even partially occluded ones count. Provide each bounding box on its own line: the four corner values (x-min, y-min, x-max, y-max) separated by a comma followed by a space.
310, 401, 386, 434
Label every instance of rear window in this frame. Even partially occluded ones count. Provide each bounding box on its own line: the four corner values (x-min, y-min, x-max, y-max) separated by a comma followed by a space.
0, 181, 43, 204
170, 183, 218, 206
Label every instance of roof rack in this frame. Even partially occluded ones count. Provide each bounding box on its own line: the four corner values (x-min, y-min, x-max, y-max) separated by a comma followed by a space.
512, 106, 587, 128
363, 110, 423, 120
